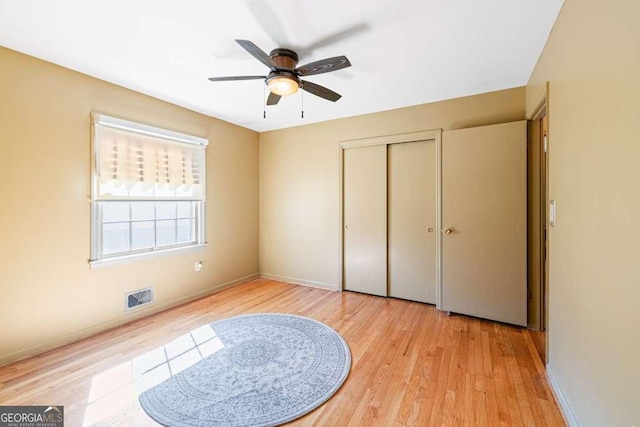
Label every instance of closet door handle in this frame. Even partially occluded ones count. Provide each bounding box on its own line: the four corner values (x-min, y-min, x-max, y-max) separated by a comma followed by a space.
444, 228, 454, 235
427, 227, 433, 233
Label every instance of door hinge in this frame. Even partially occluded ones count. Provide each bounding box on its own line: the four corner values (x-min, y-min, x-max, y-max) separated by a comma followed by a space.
543, 133, 548, 153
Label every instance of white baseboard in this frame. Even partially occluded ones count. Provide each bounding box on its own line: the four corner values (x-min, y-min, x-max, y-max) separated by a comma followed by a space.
546, 363, 580, 427
259, 273, 339, 291
0, 273, 259, 367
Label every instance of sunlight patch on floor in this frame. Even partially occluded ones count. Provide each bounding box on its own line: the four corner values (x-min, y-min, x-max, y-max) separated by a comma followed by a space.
82, 324, 224, 426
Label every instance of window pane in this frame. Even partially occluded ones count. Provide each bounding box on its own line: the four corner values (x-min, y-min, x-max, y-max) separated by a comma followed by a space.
156, 220, 176, 247
156, 202, 177, 220
132, 221, 155, 250
94, 200, 203, 262
131, 202, 155, 221
177, 219, 193, 244
176, 202, 192, 219
102, 202, 130, 223
103, 222, 130, 254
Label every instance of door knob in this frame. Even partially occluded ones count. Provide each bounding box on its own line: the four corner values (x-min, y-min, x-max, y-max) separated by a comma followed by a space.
427, 227, 433, 233
345, 224, 350, 229
444, 228, 454, 234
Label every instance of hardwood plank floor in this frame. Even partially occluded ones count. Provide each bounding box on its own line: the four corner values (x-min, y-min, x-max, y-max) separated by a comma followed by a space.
0, 279, 565, 426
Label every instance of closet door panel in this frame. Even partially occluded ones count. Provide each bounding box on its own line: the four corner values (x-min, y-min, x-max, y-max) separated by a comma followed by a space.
442, 121, 527, 326
388, 140, 437, 303
343, 145, 387, 296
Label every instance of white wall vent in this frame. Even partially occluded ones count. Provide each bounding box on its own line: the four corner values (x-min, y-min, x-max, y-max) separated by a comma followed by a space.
125, 287, 153, 311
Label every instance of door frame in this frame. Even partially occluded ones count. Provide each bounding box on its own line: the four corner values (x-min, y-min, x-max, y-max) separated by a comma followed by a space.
339, 129, 443, 307
527, 83, 550, 359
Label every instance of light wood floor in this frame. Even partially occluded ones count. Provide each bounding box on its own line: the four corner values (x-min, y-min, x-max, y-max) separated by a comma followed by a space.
0, 279, 565, 426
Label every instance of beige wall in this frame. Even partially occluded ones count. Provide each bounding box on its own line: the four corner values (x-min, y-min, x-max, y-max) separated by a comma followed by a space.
527, 0, 640, 425
260, 87, 525, 289
0, 47, 259, 365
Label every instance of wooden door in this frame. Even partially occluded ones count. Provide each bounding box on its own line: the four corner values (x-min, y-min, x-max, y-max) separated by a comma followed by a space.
343, 145, 387, 296
442, 121, 527, 326
388, 140, 437, 303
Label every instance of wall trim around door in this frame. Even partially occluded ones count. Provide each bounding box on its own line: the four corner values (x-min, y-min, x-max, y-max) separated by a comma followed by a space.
529, 86, 550, 362
527, 81, 549, 120
340, 129, 442, 149
338, 129, 443, 307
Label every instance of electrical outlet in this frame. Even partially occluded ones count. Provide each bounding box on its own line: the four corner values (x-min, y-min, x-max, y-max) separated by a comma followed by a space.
195, 261, 203, 272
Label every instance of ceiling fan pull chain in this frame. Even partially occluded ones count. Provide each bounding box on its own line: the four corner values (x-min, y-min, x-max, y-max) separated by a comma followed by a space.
301, 82, 304, 119
263, 84, 267, 119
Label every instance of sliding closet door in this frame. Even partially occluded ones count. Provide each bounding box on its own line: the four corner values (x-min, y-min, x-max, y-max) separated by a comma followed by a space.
388, 141, 437, 303
442, 121, 527, 326
343, 145, 387, 296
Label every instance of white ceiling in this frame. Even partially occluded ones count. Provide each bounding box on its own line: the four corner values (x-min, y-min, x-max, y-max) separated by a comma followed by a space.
0, 0, 563, 132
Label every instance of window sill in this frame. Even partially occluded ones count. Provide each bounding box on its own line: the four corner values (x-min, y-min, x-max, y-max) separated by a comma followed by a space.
89, 244, 206, 269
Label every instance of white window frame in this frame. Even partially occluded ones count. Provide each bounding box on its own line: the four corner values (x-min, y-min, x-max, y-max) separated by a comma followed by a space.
89, 113, 208, 268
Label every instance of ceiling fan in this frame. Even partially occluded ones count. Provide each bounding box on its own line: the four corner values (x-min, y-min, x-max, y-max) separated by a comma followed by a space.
208, 39, 351, 105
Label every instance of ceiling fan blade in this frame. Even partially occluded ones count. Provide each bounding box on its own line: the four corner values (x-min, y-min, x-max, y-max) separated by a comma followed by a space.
299, 23, 370, 57
266, 92, 281, 106
208, 75, 265, 82
235, 39, 277, 69
244, 0, 291, 48
301, 80, 342, 102
296, 56, 351, 76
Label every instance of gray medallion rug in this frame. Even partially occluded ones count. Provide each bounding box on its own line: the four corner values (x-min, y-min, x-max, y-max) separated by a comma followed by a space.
139, 313, 351, 427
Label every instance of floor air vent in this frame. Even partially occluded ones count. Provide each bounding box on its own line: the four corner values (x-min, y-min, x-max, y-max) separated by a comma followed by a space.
125, 287, 153, 311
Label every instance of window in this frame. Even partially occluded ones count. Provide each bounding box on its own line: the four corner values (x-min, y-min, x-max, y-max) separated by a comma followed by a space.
90, 114, 208, 267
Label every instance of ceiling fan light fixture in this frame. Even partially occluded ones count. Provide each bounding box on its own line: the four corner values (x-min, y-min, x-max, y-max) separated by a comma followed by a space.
267, 75, 299, 96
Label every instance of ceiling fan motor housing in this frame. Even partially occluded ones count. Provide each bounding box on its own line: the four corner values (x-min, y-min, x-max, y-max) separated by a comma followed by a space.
270, 48, 299, 70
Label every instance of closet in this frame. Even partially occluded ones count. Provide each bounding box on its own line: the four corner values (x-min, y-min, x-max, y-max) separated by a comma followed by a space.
342, 122, 526, 326
343, 131, 439, 304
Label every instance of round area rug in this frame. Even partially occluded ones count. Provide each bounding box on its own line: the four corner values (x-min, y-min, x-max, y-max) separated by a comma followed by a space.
139, 313, 351, 427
